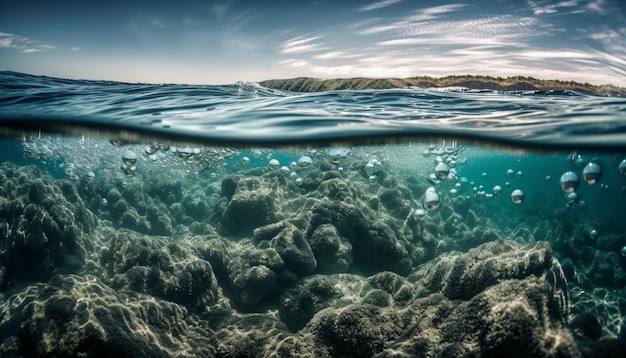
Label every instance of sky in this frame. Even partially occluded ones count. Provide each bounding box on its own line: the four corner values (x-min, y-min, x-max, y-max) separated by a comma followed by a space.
1, 0, 625, 86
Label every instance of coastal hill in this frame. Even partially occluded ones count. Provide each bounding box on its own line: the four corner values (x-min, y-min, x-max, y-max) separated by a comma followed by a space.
259, 75, 625, 95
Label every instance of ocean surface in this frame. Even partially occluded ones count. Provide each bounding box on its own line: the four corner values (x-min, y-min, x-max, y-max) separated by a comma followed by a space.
0, 70, 626, 357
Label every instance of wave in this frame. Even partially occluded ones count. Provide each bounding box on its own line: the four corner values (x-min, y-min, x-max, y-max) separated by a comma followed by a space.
1, 71, 625, 149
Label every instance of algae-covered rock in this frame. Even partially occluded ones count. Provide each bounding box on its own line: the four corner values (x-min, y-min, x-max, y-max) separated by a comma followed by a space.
219, 176, 284, 237
309, 224, 353, 274
306, 304, 405, 357
100, 230, 221, 310
0, 163, 97, 291
254, 221, 317, 275
226, 246, 285, 307
0, 274, 215, 357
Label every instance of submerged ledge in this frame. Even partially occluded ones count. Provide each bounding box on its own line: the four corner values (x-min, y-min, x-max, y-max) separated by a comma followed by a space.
259, 75, 626, 96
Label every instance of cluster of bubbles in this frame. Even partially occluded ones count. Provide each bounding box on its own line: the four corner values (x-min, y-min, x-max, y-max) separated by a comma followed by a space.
365, 159, 383, 182
557, 152, 626, 257
327, 147, 350, 165
121, 149, 138, 176
263, 155, 317, 186
431, 162, 526, 209
557, 151, 626, 212
410, 146, 527, 224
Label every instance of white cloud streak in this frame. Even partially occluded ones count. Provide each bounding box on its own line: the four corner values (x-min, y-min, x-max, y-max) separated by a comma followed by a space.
585, 0, 607, 14
527, 0, 613, 15
359, 4, 466, 35
313, 51, 364, 60
360, 0, 404, 12
527, 0, 581, 15
0, 32, 56, 53
279, 36, 325, 54
374, 15, 541, 47
588, 27, 626, 57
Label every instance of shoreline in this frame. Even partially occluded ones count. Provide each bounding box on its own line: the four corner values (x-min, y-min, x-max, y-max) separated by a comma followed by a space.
259, 75, 626, 95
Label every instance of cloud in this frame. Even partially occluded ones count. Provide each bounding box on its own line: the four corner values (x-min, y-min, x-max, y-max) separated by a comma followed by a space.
0, 32, 55, 53
281, 45, 624, 86
527, 0, 612, 16
273, 3, 626, 86
360, 0, 404, 12
358, 4, 466, 35
279, 36, 325, 54
409, 4, 466, 19
585, 0, 607, 14
313, 51, 363, 60
374, 15, 541, 47
588, 27, 626, 57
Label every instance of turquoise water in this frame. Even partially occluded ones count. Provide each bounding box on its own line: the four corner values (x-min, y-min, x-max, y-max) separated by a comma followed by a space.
1, 71, 626, 357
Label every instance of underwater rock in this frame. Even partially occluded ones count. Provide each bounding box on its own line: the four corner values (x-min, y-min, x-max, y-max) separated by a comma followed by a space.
81, 176, 214, 236
268, 240, 579, 357
306, 304, 405, 357
145, 177, 183, 205
100, 229, 221, 310
0, 274, 215, 357
230, 264, 278, 307
254, 221, 317, 275
367, 271, 416, 307
145, 204, 173, 235
279, 272, 416, 333
181, 194, 212, 222
457, 225, 501, 251
353, 220, 412, 275
0, 163, 97, 291
378, 240, 577, 357
216, 167, 417, 276
305, 197, 413, 275
212, 313, 291, 358
83, 177, 197, 235
309, 224, 353, 274
317, 177, 355, 201
219, 176, 285, 237
378, 187, 412, 219
279, 275, 352, 331
226, 246, 285, 307
413, 240, 568, 310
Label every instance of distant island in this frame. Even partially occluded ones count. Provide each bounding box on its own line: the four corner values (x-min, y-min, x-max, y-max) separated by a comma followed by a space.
259, 75, 625, 95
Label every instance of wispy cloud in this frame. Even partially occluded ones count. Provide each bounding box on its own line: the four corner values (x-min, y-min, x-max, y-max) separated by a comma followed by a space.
358, 4, 466, 35
273, 2, 626, 86
408, 4, 466, 20
360, 0, 404, 12
0, 31, 56, 53
313, 51, 364, 60
527, 0, 580, 15
527, 0, 612, 16
588, 27, 626, 57
584, 0, 607, 14
281, 45, 624, 85
279, 36, 325, 54
376, 15, 541, 47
